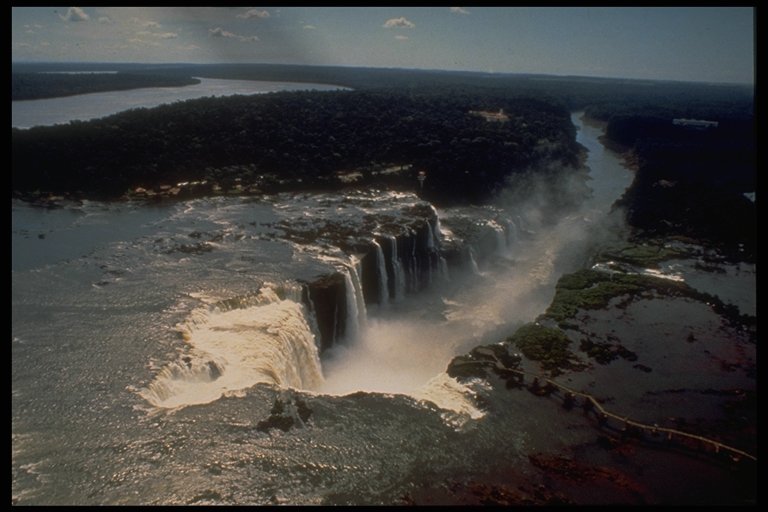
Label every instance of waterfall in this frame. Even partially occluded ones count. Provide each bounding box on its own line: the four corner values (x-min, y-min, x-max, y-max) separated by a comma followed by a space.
341, 260, 367, 342
425, 222, 437, 285
386, 235, 406, 301
439, 256, 450, 281
371, 240, 389, 306
505, 218, 518, 246
352, 259, 367, 329
341, 268, 359, 341
426, 221, 436, 251
468, 246, 481, 275
429, 204, 444, 240
490, 220, 506, 254
515, 215, 526, 235
410, 234, 418, 293
140, 284, 324, 409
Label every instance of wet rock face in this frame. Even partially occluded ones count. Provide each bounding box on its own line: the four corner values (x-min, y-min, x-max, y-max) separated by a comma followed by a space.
305, 273, 347, 352
360, 246, 383, 305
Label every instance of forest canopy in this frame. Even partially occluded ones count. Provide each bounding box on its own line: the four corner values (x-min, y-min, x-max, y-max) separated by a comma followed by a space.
12, 63, 753, 208
12, 86, 581, 205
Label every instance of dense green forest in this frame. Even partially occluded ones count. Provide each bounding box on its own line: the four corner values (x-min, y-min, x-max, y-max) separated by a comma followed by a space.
12, 87, 581, 205
590, 100, 756, 260
11, 72, 200, 100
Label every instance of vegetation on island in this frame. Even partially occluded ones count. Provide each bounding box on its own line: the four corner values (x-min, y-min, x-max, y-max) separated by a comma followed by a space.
543, 268, 752, 328
506, 323, 574, 371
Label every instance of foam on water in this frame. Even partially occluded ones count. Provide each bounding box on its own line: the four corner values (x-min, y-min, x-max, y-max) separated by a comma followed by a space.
140, 284, 323, 409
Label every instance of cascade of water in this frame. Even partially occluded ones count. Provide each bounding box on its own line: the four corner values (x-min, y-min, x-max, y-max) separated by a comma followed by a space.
490, 220, 506, 254
426, 221, 436, 251
386, 235, 406, 301
505, 218, 518, 246
439, 256, 450, 281
515, 215, 525, 235
468, 246, 481, 275
349, 258, 367, 331
140, 284, 324, 409
410, 234, 418, 293
425, 222, 437, 285
371, 240, 389, 306
429, 204, 444, 240
342, 268, 357, 340
341, 267, 360, 342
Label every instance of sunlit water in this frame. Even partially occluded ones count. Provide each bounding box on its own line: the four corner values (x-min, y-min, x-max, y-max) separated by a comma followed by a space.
12, 77, 348, 129
12, 111, 680, 505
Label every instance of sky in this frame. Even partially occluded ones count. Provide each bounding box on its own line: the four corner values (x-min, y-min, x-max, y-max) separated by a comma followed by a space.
11, 6, 755, 84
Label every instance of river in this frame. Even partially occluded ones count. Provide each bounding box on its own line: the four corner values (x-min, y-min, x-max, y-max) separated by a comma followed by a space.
11, 76, 348, 129
12, 109, 635, 504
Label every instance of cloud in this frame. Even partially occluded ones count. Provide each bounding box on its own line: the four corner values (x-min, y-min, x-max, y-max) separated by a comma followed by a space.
208, 27, 259, 42
237, 8, 270, 19
128, 37, 160, 47
178, 44, 200, 51
395, 35, 409, 41
40, 41, 51, 47
383, 17, 415, 29
130, 17, 161, 29
98, 16, 114, 24
450, 7, 470, 15
59, 7, 90, 22
135, 31, 178, 39
303, 24, 316, 30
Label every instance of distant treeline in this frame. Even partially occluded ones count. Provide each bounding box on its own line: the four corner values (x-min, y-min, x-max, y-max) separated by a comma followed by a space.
11, 87, 581, 205
12, 62, 754, 112
11, 72, 200, 101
